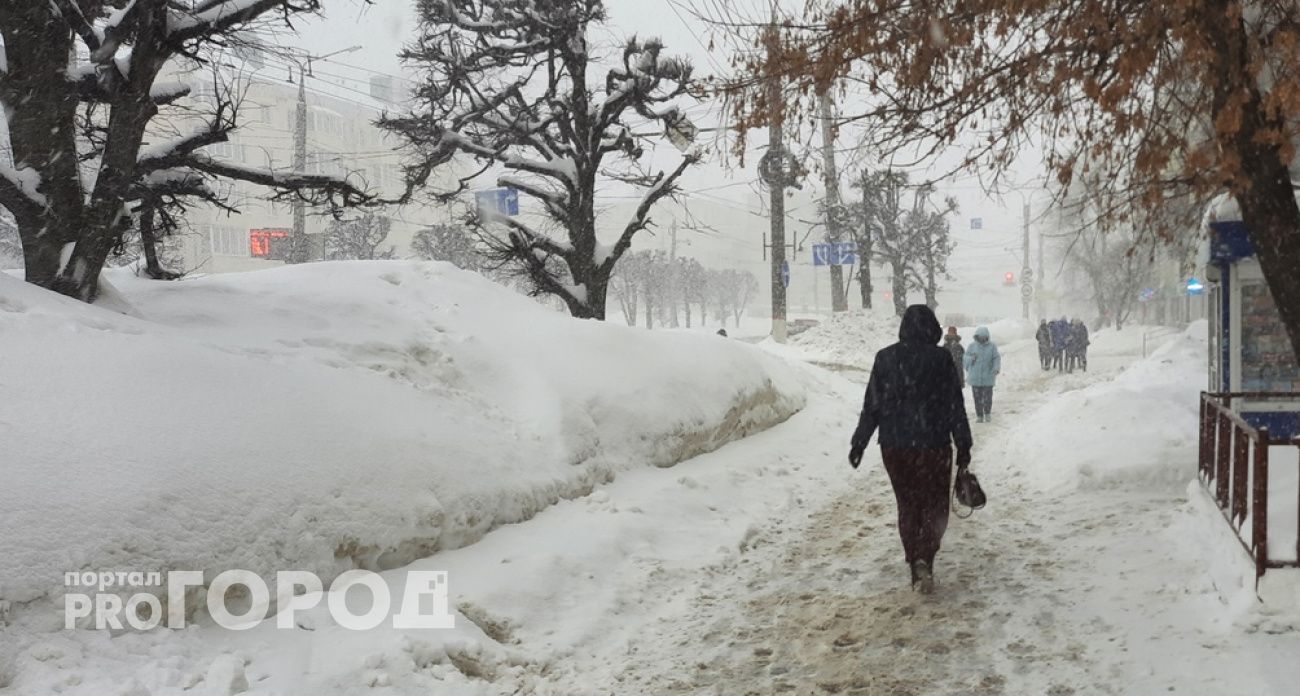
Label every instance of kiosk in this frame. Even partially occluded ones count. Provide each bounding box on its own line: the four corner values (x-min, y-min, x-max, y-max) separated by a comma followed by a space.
1203, 203, 1300, 438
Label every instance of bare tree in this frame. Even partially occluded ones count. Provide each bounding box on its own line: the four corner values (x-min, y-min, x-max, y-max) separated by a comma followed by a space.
325, 213, 394, 261
381, 0, 699, 320
855, 170, 914, 317
679, 257, 707, 328
727, 0, 1300, 365
902, 187, 957, 310
610, 250, 648, 326
1054, 176, 1162, 330
0, 1, 370, 302
716, 269, 760, 327
411, 222, 484, 272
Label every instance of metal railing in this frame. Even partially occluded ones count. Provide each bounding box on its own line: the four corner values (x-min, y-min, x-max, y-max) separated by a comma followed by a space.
1198, 392, 1300, 581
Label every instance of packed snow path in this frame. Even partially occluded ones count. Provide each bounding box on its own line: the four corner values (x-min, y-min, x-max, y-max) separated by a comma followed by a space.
540, 333, 1300, 695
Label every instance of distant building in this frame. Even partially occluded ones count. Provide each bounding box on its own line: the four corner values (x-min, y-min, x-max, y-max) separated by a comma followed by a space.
164, 61, 454, 274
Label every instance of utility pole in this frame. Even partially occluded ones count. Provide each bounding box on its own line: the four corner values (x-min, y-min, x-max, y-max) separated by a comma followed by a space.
285, 45, 362, 264
291, 71, 308, 263
818, 90, 848, 312
758, 13, 796, 342
1037, 222, 1045, 319
1021, 203, 1032, 319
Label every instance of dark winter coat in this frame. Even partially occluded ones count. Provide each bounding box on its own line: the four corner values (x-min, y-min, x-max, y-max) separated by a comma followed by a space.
852, 305, 974, 452
1049, 320, 1070, 349
1068, 322, 1090, 353
1035, 323, 1051, 347
943, 335, 965, 387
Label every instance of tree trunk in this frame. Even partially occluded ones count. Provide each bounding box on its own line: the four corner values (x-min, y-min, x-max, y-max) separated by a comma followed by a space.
858, 261, 872, 308
891, 259, 908, 316
1238, 182, 1300, 365
830, 264, 846, 312
140, 208, 181, 280
1211, 0, 1300, 367
20, 220, 65, 289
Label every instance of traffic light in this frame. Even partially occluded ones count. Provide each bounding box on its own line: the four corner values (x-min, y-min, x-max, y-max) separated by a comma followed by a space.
1004, 271, 1015, 286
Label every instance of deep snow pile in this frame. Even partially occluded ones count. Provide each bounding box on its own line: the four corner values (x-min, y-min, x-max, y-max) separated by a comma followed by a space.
778, 311, 900, 368
0, 262, 806, 610
1005, 320, 1208, 493
773, 311, 1032, 370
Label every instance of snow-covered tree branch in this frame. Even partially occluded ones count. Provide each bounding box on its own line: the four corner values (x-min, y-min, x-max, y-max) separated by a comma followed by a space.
0, 0, 373, 302
381, 0, 698, 320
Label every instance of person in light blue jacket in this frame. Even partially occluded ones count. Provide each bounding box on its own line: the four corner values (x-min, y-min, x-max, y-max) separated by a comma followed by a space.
963, 326, 1001, 423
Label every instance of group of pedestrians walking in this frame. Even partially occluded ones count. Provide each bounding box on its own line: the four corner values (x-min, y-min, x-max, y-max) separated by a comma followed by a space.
1035, 317, 1089, 373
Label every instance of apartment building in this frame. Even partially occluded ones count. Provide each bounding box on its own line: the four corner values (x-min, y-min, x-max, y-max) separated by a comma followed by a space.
171, 63, 448, 274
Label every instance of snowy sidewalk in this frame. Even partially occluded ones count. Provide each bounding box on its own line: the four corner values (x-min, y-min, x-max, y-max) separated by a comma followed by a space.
534, 331, 1300, 694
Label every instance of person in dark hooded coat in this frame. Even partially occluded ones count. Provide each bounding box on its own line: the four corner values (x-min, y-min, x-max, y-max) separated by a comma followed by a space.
849, 305, 974, 594
1035, 319, 1052, 371
943, 326, 965, 388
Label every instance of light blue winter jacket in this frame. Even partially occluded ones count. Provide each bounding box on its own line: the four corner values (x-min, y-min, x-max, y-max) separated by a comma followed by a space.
963, 326, 1001, 387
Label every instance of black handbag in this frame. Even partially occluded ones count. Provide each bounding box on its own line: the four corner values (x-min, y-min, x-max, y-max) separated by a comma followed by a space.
953, 467, 986, 518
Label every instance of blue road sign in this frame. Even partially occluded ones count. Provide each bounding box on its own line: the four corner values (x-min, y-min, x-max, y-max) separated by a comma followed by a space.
781, 260, 790, 288
970, 217, 983, 230
1187, 278, 1205, 296
475, 187, 519, 216
835, 241, 857, 265
814, 242, 857, 265
812, 243, 833, 266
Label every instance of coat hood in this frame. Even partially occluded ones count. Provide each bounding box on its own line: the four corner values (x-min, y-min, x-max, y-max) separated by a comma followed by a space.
899, 305, 943, 344
974, 326, 991, 340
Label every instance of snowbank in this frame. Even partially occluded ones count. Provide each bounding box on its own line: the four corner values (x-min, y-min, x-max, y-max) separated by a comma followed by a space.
0, 262, 806, 609
976, 316, 1034, 343
773, 311, 1033, 371
779, 311, 900, 369
1006, 320, 1208, 493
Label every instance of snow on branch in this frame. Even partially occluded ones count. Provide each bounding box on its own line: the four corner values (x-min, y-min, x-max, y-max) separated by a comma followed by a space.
496, 214, 573, 259
0, 163, 48, 210
186, 155, 372, 210
385, 0, 697, 320
603, 153, 698, 274
167, 0, 323, 44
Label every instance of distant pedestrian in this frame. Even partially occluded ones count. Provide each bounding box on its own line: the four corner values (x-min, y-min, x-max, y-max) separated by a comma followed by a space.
1035, 319, 1051, 371
964, 326, 1001, 422
943, 326, 965, 388
1066, 319, 1089, 372
849, 305, 973, 594
1049, 317, 1070, 372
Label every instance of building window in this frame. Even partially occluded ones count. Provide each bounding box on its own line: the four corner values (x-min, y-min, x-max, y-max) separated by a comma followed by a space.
208, 225, 247, 257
